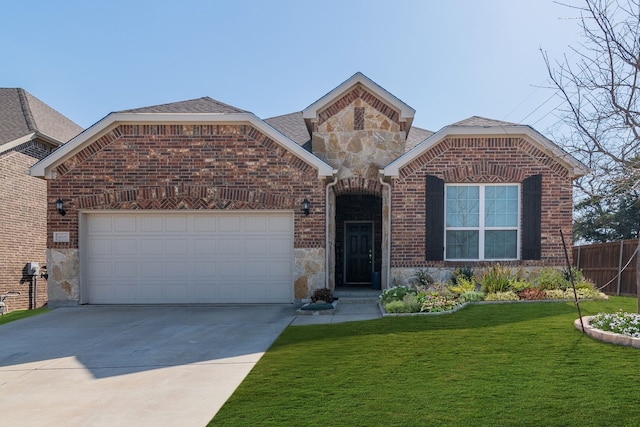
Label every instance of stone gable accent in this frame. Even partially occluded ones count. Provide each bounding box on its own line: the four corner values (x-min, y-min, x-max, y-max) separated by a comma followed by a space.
390, 135, 573, 273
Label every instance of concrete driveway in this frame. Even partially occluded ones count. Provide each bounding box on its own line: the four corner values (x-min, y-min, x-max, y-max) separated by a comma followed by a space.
0, 305, 294, 426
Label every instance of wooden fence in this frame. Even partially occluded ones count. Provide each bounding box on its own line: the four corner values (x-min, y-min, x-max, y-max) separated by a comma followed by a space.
573, 239, 638, 296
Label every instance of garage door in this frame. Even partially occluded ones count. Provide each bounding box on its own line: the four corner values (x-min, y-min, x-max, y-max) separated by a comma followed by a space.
82, 212, 293, 304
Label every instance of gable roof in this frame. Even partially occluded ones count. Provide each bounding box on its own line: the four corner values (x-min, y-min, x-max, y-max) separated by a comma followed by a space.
31, 97, 333, 179
264, 111, 310, 146
118, 96, 246, 114
384, 116, 589, 179
0, 88, 82, 151
302, 72, 415, 130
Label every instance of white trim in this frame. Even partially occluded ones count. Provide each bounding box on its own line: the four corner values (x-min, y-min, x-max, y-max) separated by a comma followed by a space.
0, 132, 62, 155
383, 125, 589, 179
302, 72, 415, 126
444, 183, 521, 261
30, 112, 333, 179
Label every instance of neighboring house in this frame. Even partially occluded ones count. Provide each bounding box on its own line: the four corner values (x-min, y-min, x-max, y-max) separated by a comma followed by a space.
0, 88, 82, 311
30, 73, 588, 307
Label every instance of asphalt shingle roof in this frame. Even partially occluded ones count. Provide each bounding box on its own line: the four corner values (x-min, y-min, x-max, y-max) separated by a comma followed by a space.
0, 88, 82, 146
450, 116, 519, 127
118, 96, 247, 114
264, 112, 310, 146
406, 126, 434, 151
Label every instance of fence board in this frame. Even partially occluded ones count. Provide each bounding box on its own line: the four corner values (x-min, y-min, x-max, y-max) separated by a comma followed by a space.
573, 240, 638, 296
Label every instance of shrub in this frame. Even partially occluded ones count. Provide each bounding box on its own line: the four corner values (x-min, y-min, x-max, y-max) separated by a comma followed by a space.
485, 291, 519, 301
517, 287, 546, 300
448, 275, 476, 295
449, 267, 474, 285
380, 286, 416, 304
534, 267, 567, 290
544, 289, 567, 300
311, 287, 334, 303
574, 288, 607, 300
510, 279, 530, 292
401, 294, 422, 313
413, 268, 435, 287
421, 294, 460, 312
590, 310, 640, 337
384, 300, 411, 313
458, 291, 485, 303
479, 264, 514, 294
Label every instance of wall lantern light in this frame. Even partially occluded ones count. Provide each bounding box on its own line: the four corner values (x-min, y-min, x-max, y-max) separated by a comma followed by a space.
56, 198, 66, 216
302, 198, 310, 216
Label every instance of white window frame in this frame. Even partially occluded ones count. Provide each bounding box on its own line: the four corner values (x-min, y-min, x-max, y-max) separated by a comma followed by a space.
444, 183, 521, 261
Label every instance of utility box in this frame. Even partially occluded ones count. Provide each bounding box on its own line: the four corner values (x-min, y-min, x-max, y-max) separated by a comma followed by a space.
26, 262, 39, 276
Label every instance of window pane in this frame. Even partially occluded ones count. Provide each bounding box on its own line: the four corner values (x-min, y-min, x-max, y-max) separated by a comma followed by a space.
485, 186, 518, 227
485, 230, 517, 259
446, 186, 479, 227
446, 231, 479, 259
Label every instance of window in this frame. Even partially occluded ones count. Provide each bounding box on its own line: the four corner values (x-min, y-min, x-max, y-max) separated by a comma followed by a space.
445, 184, 519, 260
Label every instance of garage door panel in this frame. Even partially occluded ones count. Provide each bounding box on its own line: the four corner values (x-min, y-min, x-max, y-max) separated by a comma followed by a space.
84, 212, 293, 304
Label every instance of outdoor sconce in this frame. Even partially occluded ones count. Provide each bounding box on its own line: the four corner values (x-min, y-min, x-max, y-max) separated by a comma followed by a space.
302, 198, 310, 216
56, 198, 66, 216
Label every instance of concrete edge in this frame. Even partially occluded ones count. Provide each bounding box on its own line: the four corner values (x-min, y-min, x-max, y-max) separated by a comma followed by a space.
575, 316, 640, 349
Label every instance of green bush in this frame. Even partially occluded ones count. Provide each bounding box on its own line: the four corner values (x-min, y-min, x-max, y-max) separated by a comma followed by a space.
485, 291, 520, 301
458, 291, 485, 303
402, 294, 422, 312
534, 267, 567, 290
420, 295, 460, 312
384, 300, 411, 313
510, 279, 530, 292
544, 289, 566, 300
380, 286, 417, 304
479, 264, 514, 294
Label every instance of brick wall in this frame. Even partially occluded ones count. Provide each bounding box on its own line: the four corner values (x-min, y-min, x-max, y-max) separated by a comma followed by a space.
47, 124, 325, 251
0, 141, 53, 311
391, 136, 574, 269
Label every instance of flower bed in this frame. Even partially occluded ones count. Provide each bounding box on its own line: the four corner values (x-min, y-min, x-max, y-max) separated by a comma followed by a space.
576, 313, 640, 348
381, 266, 607, 314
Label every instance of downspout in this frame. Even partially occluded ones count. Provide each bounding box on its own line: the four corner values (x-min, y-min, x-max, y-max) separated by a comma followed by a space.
379, 172, 392, 289
325, 171, 339, 289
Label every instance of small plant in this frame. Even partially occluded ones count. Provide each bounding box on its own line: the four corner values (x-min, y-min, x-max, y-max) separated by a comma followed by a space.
448, 275, 476, 295
544, 289, 566, 300
517, 288, 546, 300
311, 287, 334, 303
420, 294, 460, 312
413, 268, 435, 287
479, 264, 514, 294
380, 286, 416, 304
590, 310, 640, 338
384, 300, 410, 313
484, 291, 519, 301
458, 291, 485, 303
449, 267, 474, 285
510, 279, 530, 292
401, 293, 422, 313
534, 267, 568, 290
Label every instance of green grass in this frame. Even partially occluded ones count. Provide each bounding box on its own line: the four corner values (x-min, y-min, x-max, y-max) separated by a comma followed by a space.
0, 308, 48, 325
210, 298, 640, 426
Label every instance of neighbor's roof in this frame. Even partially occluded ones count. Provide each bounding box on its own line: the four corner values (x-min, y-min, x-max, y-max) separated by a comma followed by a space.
0, 88, 82, 149
384, 116, 590, 179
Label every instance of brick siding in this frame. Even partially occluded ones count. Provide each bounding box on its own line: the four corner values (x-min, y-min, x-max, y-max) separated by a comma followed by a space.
47, 124, 325, 251
0, 141, 53, 311
391, 136, 573, 268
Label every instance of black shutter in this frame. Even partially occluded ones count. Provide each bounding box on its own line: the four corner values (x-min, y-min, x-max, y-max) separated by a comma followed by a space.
425, 175, 445, 261
522, 174, 542, 260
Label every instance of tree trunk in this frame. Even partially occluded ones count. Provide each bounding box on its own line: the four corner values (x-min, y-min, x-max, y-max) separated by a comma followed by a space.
637, 237, 640, 313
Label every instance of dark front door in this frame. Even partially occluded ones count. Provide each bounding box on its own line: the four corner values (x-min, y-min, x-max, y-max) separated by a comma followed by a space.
345, 222, 373, 284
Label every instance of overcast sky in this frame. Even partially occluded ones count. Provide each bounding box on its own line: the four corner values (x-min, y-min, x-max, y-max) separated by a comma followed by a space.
3, 0, 585, 134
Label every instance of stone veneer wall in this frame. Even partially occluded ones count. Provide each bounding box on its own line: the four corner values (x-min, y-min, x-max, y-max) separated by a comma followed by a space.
311, 94, 406, 180
294, 248, 326, 299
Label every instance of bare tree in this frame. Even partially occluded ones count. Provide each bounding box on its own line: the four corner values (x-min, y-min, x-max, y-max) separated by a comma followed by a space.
544, 0, 640, 311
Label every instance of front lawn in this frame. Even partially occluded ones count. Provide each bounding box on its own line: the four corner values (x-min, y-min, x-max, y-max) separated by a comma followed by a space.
210, 297, 640, 426
0, 308, 47, 326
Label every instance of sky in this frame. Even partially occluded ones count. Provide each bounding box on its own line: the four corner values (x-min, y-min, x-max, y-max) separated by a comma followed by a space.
2, 0, 585, 135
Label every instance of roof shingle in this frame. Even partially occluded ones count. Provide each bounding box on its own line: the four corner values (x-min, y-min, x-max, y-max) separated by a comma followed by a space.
118, 96, 246, 114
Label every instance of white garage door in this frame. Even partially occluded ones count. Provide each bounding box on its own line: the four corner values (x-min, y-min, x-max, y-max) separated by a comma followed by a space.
82, 212, 293, 304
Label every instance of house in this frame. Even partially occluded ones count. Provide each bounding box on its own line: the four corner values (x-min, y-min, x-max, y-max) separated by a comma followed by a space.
0, 88, 82, 311
30, 73, 588, 307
